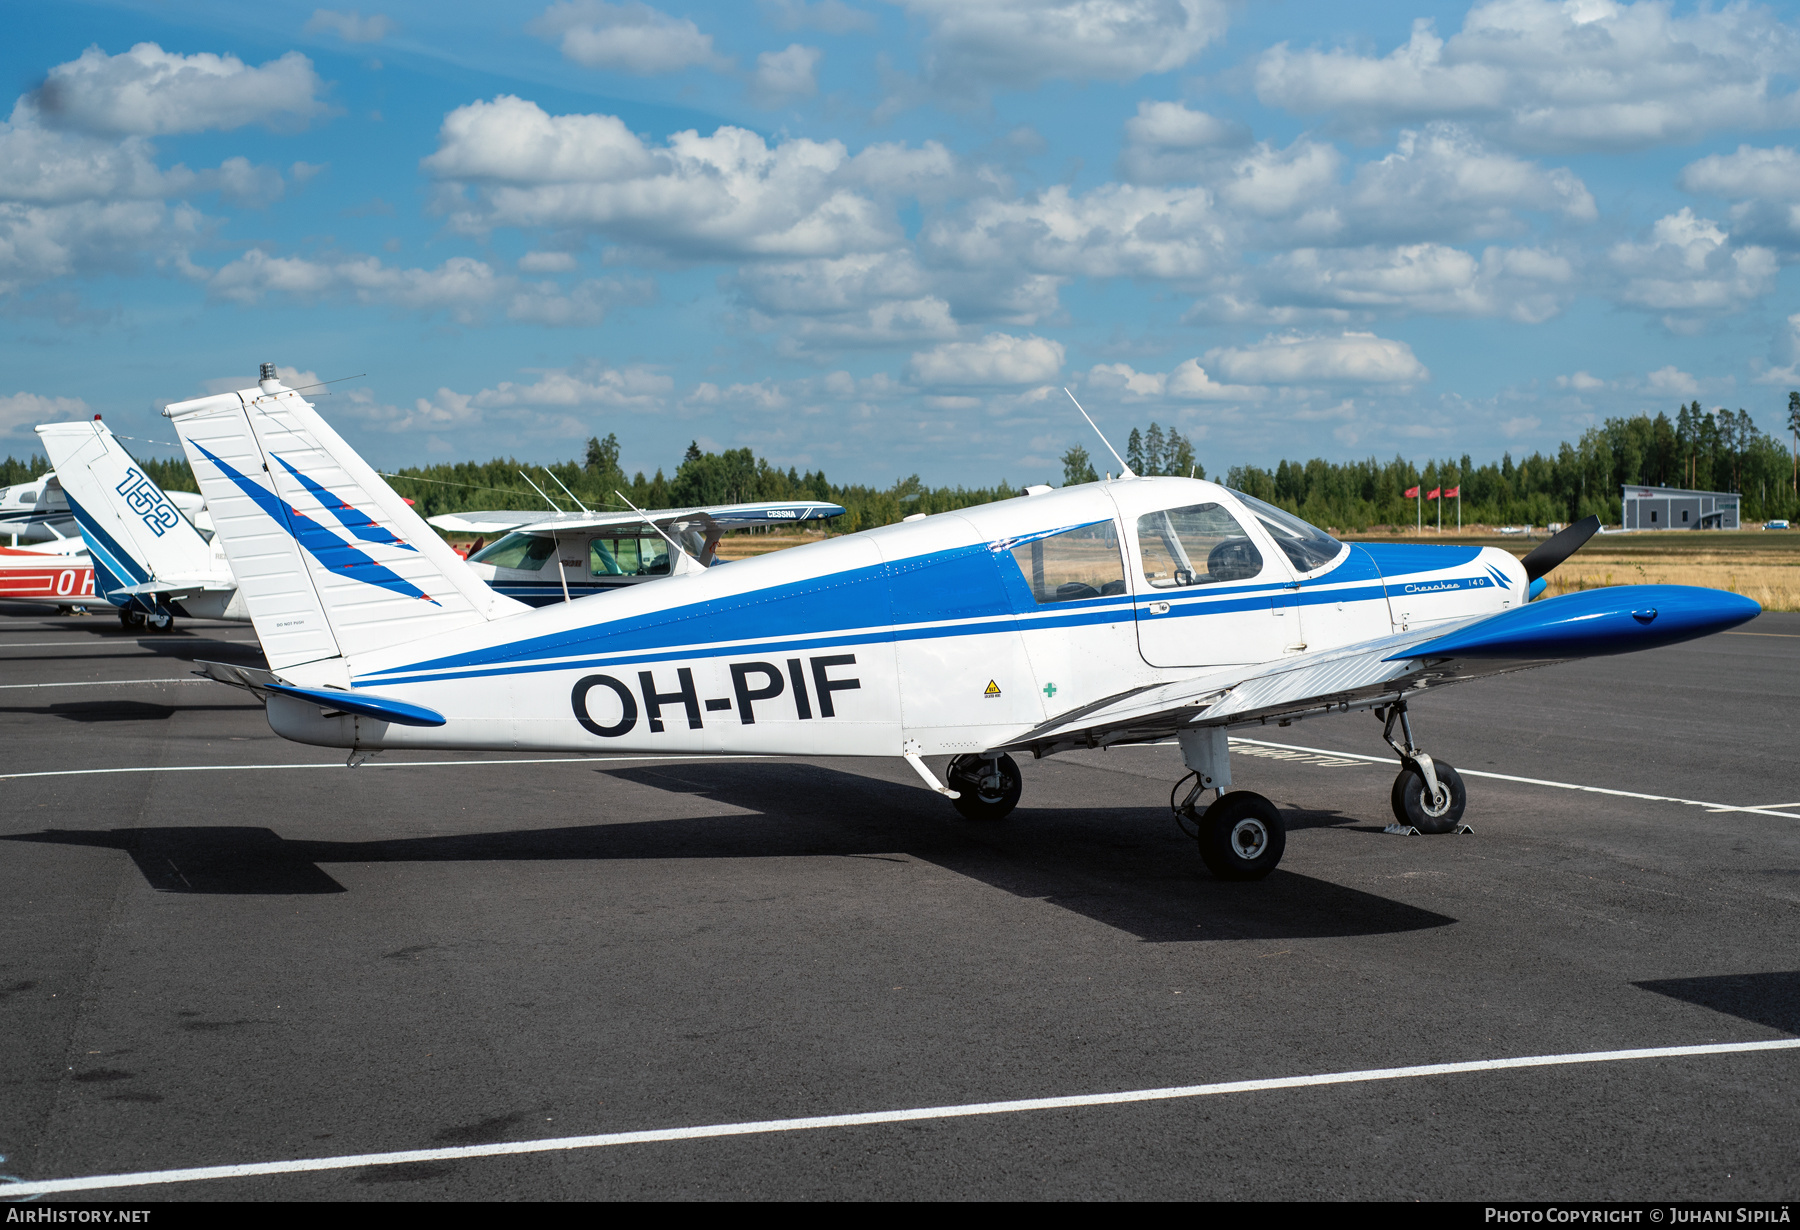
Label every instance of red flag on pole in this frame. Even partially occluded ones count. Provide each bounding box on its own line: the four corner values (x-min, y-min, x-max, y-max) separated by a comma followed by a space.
1404, 485, 1419, 498
1427, 487, 1441, 499
1443, 486, 1460, 498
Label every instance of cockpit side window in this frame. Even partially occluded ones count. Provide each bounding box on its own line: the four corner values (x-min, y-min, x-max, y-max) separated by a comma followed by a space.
1008, 520, 1126, 604
469, 531, 556, 571
588, 536, 671, 577
1228, 490, 1344, 574
1136, 504, 1265, 588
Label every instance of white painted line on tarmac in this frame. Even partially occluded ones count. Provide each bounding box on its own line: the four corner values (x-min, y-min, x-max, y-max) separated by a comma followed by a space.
6, 1037, 1796, 1197
0, 677, 205, 691
1229, 736, 1800, 821
0, 754, 772, 782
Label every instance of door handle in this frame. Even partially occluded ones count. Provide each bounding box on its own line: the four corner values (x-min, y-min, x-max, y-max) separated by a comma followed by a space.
1147, 601, 1170, 615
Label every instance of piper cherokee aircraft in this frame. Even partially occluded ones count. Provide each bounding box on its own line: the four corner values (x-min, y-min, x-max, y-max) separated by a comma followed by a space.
164, 366, 1759, 880
37, 418, 245, 630
434, 500, 846, 606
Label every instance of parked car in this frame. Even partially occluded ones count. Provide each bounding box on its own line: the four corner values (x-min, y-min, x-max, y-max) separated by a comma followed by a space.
1765, 520, 1790, 530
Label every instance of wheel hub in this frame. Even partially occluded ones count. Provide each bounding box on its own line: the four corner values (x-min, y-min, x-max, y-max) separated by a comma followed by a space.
1230, 817, 1268, 860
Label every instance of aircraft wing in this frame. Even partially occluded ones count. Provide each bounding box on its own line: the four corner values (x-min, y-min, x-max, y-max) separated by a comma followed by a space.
427, 500, 846, 537
1003, 585, 1758, 758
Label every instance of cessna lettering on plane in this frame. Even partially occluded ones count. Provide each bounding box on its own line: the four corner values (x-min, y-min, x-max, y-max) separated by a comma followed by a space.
169, 365, 1757, 881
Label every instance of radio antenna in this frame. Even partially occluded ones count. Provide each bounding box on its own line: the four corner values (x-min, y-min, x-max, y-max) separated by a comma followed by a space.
1064, 388, 1135, 478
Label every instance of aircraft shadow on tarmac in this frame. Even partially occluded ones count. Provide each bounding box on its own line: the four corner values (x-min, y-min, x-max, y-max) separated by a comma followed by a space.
0, 700, 261, 722
1634, 972, 1800, 1035
1, 762, 1455, 944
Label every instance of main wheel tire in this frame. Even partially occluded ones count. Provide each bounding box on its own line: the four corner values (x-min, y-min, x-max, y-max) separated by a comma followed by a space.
118, 607, 143, 631
1391, 761, 1467, 834
1198, 791, 1286, 881
946, 753, 1022, 822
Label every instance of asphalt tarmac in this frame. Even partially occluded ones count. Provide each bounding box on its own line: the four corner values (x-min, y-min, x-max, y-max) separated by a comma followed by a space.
2, 601, 1798, 1201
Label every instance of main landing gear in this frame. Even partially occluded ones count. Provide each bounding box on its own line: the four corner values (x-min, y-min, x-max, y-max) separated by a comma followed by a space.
945, 752, 1023, 822
118, 605, 174, 633
1376, 700, 1469, 835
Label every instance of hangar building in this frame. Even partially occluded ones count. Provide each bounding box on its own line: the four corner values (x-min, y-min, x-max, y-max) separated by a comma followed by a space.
1621, 485, 1740, 531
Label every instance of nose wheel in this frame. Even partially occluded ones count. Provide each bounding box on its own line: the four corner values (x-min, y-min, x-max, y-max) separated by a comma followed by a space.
1377, 701, 1469, 835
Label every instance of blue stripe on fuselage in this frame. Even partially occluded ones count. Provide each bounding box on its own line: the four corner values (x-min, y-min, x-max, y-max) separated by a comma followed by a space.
1355, 543, 1481, 577
356, 536, 1410, 688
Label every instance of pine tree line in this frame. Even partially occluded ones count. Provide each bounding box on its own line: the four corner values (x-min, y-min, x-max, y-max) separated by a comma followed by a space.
4, 398, 1797, 535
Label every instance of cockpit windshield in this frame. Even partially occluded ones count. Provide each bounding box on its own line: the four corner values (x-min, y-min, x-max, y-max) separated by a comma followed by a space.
1229, 491, 1344, 574
469, 532, 556, 571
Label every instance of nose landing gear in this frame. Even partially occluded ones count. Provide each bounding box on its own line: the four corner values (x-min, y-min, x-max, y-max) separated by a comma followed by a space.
1376, 700, 1470, 835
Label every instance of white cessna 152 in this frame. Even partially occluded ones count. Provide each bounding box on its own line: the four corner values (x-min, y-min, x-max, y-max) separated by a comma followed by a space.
165, 367, 1759, 880
37, 418, 244, 630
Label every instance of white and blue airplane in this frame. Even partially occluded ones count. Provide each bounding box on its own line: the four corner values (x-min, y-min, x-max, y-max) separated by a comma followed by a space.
164, 367, 1759, 880
36, 418, 244, 630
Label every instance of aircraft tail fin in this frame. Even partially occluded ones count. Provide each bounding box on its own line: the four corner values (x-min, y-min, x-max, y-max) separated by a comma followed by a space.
164, 370, 527, 675
35, 419, 216, 605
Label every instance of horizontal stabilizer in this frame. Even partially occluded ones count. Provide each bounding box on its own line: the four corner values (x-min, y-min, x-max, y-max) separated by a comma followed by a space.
1392, 585, 1760, 660
193, 658, 444, 726
109, 578, 235, 597
261, 682, 446, 727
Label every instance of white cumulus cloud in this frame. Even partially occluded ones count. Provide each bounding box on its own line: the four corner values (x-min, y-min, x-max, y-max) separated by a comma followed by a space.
0, 390, 91, 438
751, 44, 822, 106
423, 96, 893, 259
1087, 358, 1263, 401
907, 332, 1064, 386
1608, 208, 1778, 330
31, 43, 328, 136
1205, 331, 1428, 385
528, 2, 727, 73
1255, 1, 1800, 151
304, 10, 398, 42
899, 0, 1229, 95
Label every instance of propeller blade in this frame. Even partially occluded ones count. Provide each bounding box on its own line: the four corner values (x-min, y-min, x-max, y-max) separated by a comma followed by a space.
1520, 514, 1601, 582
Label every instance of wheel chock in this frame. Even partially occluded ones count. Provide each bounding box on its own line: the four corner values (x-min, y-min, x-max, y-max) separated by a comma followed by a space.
1383, 823, 1420, 836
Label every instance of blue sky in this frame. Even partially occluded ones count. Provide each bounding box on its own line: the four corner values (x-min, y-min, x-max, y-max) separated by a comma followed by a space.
3, 0, 1799, 484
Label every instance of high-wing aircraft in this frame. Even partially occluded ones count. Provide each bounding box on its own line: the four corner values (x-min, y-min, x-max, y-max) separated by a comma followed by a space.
165, 368, 1758, 880
36, 419, 245, 630
0, 472, 78, 546
434, 501, 846, 606
0, 537, 95, 607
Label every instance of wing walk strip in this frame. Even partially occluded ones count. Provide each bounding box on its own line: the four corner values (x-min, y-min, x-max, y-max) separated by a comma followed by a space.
1228, 737, 1800, 821
6, 1039, 1797, 1196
